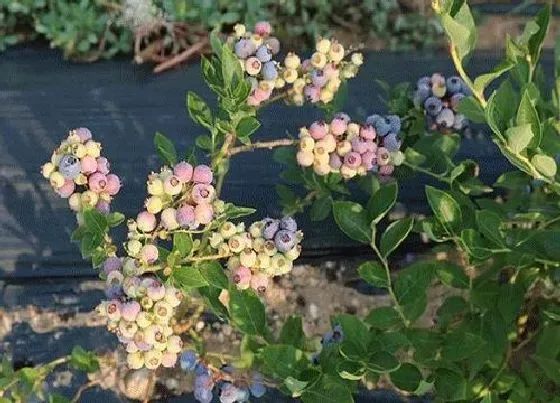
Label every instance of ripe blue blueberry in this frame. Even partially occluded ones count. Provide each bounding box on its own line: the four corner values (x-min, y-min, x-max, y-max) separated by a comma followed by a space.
234, 39, 255, 59
180, 350, 198, 371
386, 115, 401, 134
374, 118, 391, 137
255, 45, 272, 62
249, 374, 266, 398
194, 387, 213, 403
383, 133, 402, 152
424, 96, 443, 117
220, 383, 242, 403
194, 363, 209, 376
436, 108, 455, 128
415, 86, 431, 105
263, 218, 280, 240
417, 76, 431, 88
262, 62, 278, 81
280, 216, 297, 232
58, 154, 81, 179
321, 330, 334, 345
274, 230, 297, 252
366, 114, 381, 126
446, 76, 463, 94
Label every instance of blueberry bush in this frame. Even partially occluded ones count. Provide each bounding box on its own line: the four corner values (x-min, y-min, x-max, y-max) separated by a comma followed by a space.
2, 0, 560, 402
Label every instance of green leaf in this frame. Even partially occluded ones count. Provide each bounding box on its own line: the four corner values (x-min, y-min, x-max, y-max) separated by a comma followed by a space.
365, 307, 402, 329
337, 361, 365, 381
18, 367, 40, 388
536, 325, 560, 358
70, 346, 99, 373
280, 316, 305, 349
437, 296, 468, 327
301, 376, 353, 403
261, 344, 302, 379
222, 203, 256, 220
434, 369, 467, 401
196, 135, 212, 150
390, 363, 423, 392
476, 210, 505, 246
358, 261, 388, 289
505, 124, 533, 154
425, 186, 462, 234
332, 201, 372, 244
531, 154, 557, 177
497, 284, 525, 324
229, 288, 266, 335
236, 116, 260, 139
441, 332, 486, 361
154, 132, 177, 165
48, 394, 71, 403
367, 351, 400, 373
380, 217, 414, 258
366, 182, 398, 223
106, 212, 125, 227
221, 43, 243, 89
435, 262, 469, 289
172, 266, 209, 288
173, 232, 193, 257
441, 2, 476, 61
517, 89, 541, 149
394, 261, 436, 322
83, 209, 108, 234
209, 30, 222, 56
527, 7, 551, 66
187, 92, 212, 130
310, 196, 332, 222
456, 96, 486, 123
533, 356, 560, 384
197, 261, 229, 289
473, 60, 515, 94
198, 286, 229, 319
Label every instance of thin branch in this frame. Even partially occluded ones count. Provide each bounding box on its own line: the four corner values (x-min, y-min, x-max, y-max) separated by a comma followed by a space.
228, 139, 298, 156
153, 38, 209, 73
72, 380, 100, 403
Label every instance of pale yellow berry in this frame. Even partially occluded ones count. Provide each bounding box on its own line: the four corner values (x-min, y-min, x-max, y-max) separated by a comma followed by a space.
147, 178, 164, 195
313, 161, 330, 176
311, 52, 327, 69
249, 222, 264, 238
81, 190, 99, 207
342, 64, 358, 79
337, 140, 352, 156
275, 77, 286, 89
292, 93, 305, 106
326, 77, 342, 92
127, 352, 145, 369
313, 147, 330, 165
49, 171, 65, 188
252, 238, 265, 253
317, 135, 336, 153
136, 312, 152, 328
257, 253, 270, 270
299, 136, 315, 153
42, 162, 55, 178
220, 222, 237, 239
127, 239, 142, 257
68, 193, 82, 212
144, 350, 163, 370
67, 134, 81, 144
234, 23, 246, 36
85, 141, 101, 158
282, 68, 298, 84
316, 38, 332, 54
285, 245, 301, 260
75, 173, 88, 185
351, 52, 364, 66
51, 152, 60, 165
284, 52, 301, 69
228, 235, 245, 253
320, 89, 334, 103
356, 166, 367, 176
250, 34, 263, 47
296, 151, 314, 167
340, 165, 357, 179
119, 320, 138, 339
272, 254, 292, 275
145, 196, 163, 214
209, 232, 224, 249
329, 42, 345, 63
71, 143, 86, 158
227, 256, 241, 270
293, 78, 306, 93
240, 249, 257, 268
347, 123, 360, 136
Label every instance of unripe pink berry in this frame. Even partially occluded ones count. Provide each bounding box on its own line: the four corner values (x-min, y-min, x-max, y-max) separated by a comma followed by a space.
103, 256, 122, 274
106, 300, 121, 321
96, 200, 110, 214
75, 127, 92, 142
106, 174, 121, 195
194, 203, 213, 225
304, 86, 321, 103
173, 162, 193, 183
176, 204, 195, 227
323, 62, 339, 80
121, 301, 141, 322
96, 157, 110, 174
147, 282, 166, 301
250, 273, 268, 294
161, 352, 178, 368
329, 154, 343, 169
309, 121, 328, 140
377, 147, 390, 166
296, 151, 314, 167
247, 95, 260, 106
191, 183, 215, 204
344, 152, 362, 169
137, 211, 157, 232
255, 21, 272, 35
140, 244, 158, 263
330, 118, 347, 136
80, 155, 97, 174
361, 151, 376, 170
351, 137, 369, 154
245, 57, 262, 75
192, 165, 213, 184
219, 289, 230, 307
254, 87, 271, 102
89, 172, 108, 193
57, 180, 75, 198
360, 125, 376, 140
379, 164, 395, 176
161, 207, 179, 230
233, 266, 252, 289
163, 175, 182, 196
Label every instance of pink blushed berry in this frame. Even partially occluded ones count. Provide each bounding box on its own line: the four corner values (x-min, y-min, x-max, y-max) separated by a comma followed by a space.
191, 184, 215, 204
245, 57, 262, 76
254, 21, 272, 35
121, 301, 141, 322
147, 281, 166, 301
330, 118, 347, 136
309, 121, 328, 140
137, 211, 157, 233
106, 174, 121, 195
360, 125, 376, 140
247, 95, 260, 106
194, 203, 213, 225
161, 352, 178, 368
192, 165, 213, 184
176, 204, 195, 227
251, 273, 268, 294
56, 180, 75, 198
96, 157, 110, 174
254, 87, 271, 103
233, 266, 252, 289
329, 154, 343, 169
323, 62, 339, 80
89, 172, 108, 193
361, 151, 376, 170
80, 155, 97, 174
75, 127, 92, 142
377, 147, 390, 166
96, 200, 110, 214
343, 152, 362, 169
163, 175, 183, 196
140, 244, 159, 263
351, 137, 369, 154
173, 162, 193, 183
304, 86, 321, 103
379, 164, 395, 176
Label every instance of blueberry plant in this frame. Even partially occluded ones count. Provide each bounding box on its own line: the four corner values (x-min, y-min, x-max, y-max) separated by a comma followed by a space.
2, 1, 560, 402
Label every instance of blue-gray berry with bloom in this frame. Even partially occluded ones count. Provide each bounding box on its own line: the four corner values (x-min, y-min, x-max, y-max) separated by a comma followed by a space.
256, 45, 272, 62
262, 62, 278, 81
280, 216, 297, 232
235, 39, 256, 59
374, 118, 391, 137
180, 350, 198, 371
366, 114, 381, 126
386, 115, 401, 134
436, 108, 455, 128
249, 374, 266, 398
424, 96, 443, 117
446, 76, 462, 94
274, 230, 297, 252
263, 218, 280, 240
58, 154, 81, 179
383, 133, 402, 152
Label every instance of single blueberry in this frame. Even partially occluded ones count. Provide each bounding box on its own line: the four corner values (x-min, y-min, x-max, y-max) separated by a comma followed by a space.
262, 218, 280, 240
279, 216, 297, 232
424, 96, 443, 117
446, 76, 463, 94
383, 132, 402, 152
58, 154, 81, 179
255, 45, 272, 62
274, 230, 297, 252
435, 108, 455, 128
262, 61, 278, 81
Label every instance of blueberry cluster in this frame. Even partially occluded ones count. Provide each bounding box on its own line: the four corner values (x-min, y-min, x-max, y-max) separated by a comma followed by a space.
311, 324, 344, 364
208, 217, 303, 292
282, 38, 363, 106
180, 350, 266, 403
228, 22, 363, 107
413, 73, 470, 134
230, 22, 281, 107
41, 128, 121, 216
296, 113, 405, 179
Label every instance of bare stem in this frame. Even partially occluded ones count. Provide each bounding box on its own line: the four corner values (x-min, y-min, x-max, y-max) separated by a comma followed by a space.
185, 253, 232, 262
72, 380, 100, 403
228, 138, 298, 156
